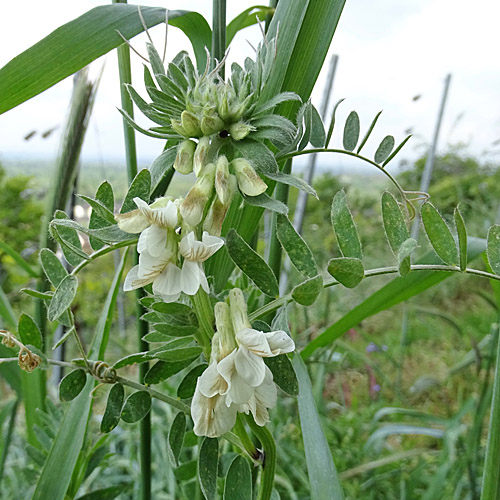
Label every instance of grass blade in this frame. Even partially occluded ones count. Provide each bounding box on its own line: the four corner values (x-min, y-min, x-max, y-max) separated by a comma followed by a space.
0, 6, 211, 114
292, 354, 344, 499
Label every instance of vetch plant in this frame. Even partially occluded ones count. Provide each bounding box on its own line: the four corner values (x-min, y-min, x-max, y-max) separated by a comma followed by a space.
2, 2, 500, 500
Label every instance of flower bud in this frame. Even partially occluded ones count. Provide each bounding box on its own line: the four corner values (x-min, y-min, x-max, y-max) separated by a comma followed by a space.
194, 136, 211, 177
203, 198, 227, 237
231, 158, 267, 197
214, 302, 237, 356
174, 140, 196, 174
181, 110, 202, 137
229, 121, 254, 141
215, 155, 231, 205
171, 119, 188, 137
228, 288, 252, 334
229, 95, 252, 121
217, 93, 230, 122
180, 163, 216, 226
201, 114, 225, 136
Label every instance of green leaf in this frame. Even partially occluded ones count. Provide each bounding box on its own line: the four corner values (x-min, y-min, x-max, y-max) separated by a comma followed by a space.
198, 437, 219, 500
327, 258, 364, 288
292, 275, 323, 305
421, 202, 459, 266
149, 146, 177, 196
101, 384, 125, 433
264, 355, 298, 396
47, 275, 78, 322
356, 110, 382, 154
151, 302, 193, 315
488, 225, 500, 276
265, 171, 318, 198
310, 104, 326, 148
50, 218, 133, 245
397, 238, 418, 277
121, 391, 152, 423
292, 354, 344, 500
0, 241, 38, 278
381, 191, 412, 275
168, 412, 186, 467
226, 229, 279, 297
39, 248, 67, 287
235, 140, 279, 175
175, 460, 197, 481
120, 169, 151, 213
382, 134, 412, 167
89, 181, 115, 250
79, 195, 116, 225
144, 360, 192, 385
154, 346, 202, 362
0, 6, 211, 114
480, 334, 500, 499
454, 206, 467, 272
223, 455, 252, 500
374, 135, 395, 164
52, 211, 87, 265
325, 98, 345, 147
301, 238, 486, 359
59, 370, 87, 402
112, 352, 151, 370
18, 314, 42, 350
241, 193, 288, 215
74, 484, 130, 500
177, 364, 207, 399
21, 288, 53, 301
331, 190, 362, 259
277, 214, 317, 278
343, 111, 360, 152
226, 6, 274, 46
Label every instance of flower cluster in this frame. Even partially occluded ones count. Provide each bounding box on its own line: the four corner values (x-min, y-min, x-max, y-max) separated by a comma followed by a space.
116, 196, 223, 302
191, 289, 295, 437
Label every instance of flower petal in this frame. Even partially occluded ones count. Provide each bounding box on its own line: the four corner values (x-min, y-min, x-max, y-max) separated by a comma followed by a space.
236, 328, 273, 357
217, 349, 237, 392
115, 209, 150, 234
152, 263, 182, 297
180, 259, 202, 296
124, 265, 152, 291
235, 346, 266, 387
264, 330, 295, 356
227, 371, 255, 405
198, 362, 227, 398
179, 231, 224, 262
192, 382, 237, 437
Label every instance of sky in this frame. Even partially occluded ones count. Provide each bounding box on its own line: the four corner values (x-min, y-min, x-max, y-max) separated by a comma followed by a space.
0, 0, 499, 172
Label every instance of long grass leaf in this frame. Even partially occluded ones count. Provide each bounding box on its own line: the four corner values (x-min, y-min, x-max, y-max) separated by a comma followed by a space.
292, 354, 344, 499
0, 6, 210, 113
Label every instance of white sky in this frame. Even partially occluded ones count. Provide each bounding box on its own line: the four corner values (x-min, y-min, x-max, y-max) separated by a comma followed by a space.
0, 0, 499, 169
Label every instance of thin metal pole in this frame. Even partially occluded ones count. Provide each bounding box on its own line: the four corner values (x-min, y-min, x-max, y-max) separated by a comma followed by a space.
279, 55, 338, 295
411, 73, 452, 239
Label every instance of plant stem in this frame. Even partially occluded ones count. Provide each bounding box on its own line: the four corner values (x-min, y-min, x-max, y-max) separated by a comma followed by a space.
249, 264, 500, 322
71, 239, 136, 275
211, 0, 226, 75
234, 414, 260, 461
246, 417, 276, 500
112, 1, 150, 496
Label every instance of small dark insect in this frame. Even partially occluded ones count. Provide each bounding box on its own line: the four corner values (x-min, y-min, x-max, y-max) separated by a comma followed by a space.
219, 130, 229, 139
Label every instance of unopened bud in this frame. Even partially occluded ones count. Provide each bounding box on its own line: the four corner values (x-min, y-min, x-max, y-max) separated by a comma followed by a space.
193, 136, 210, 176
229, 288, 252, 334
215, 156, 231, 205
181, 110, 202, 137
214, 302, 236, 356
180, 163, 216, 226
203, 198, 228, 237
231, 158, 267, 197
171, 119, 188, 137
174, 140, 196, 174
230, 95, 252, 121
201, 114, 225, 136
217, 93, 231, 121
229, 121, 254, 141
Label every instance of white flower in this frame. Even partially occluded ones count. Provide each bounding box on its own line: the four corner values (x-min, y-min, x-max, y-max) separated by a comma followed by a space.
152, 231, 223, 302
115, 196, 178, 233
123, 247, 172, 291
191, 334, 238, 437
